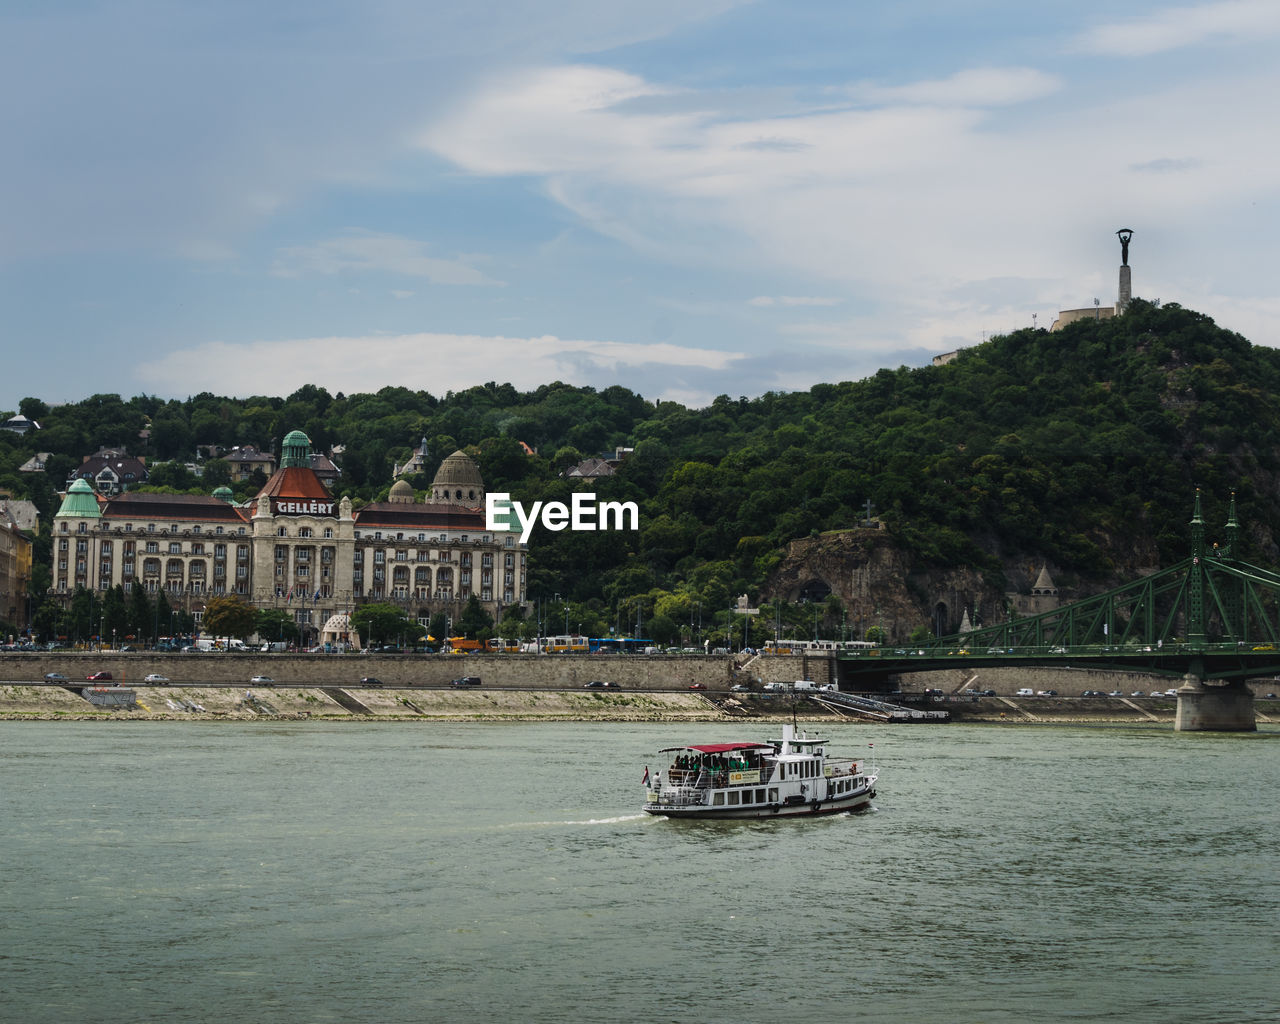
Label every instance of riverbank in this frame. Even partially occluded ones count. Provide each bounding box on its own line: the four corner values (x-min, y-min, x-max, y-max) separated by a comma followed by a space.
5, 684, 1276, 724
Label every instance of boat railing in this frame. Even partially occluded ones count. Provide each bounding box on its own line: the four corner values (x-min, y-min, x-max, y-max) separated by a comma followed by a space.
666, 766, 776, 789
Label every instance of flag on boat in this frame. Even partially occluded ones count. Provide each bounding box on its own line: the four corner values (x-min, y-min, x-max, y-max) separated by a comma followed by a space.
642, 766, 650, 785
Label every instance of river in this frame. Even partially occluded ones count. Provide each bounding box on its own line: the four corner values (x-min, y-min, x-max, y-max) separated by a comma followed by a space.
3, 720, 1277, 1023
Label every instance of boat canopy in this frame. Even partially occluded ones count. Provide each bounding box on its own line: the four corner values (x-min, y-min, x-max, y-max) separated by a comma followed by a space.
658, 742, 775, 754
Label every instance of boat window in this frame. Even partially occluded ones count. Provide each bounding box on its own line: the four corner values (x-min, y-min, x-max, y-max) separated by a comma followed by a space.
713, 793, 725, 806
727, 791, 739, 805
768, 788, 778, 802
756, 789, 766, 802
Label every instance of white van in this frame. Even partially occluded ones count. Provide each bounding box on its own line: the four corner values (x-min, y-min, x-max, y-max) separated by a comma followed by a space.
1015, 688, 1034, 696
763, 681, 793, 693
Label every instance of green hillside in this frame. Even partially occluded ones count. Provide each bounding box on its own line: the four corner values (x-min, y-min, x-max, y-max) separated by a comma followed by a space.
5, 299, 1279, 643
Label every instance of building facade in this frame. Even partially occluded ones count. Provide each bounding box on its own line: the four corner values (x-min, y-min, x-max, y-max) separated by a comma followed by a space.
51, 431, 526, 642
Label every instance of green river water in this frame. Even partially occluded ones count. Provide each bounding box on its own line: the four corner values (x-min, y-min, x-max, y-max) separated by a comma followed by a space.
2, 720, 1277, 1023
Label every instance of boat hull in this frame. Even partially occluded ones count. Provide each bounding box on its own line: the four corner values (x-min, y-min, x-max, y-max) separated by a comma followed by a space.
644, 785, 876, 820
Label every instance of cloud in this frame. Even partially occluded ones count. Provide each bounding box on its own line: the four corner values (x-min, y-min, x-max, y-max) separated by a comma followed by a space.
748, 296, 843, 307
1071, 0, 1280, 56
849, 67, 1062, 107
138, 332, 744, 403
272, 231, 502, 286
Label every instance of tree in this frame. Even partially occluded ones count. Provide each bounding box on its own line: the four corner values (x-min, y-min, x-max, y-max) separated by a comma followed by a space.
202, 595, 258, 640
255, 608, 300, 646
202, 458, 232, 488
456, 594, 493, 638
647, 613, 679, 647
128, 584, 152, 641
427, 612, 449, 648
351, 602, 419, 648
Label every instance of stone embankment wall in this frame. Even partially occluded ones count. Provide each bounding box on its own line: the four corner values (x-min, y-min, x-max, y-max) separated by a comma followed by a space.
0, 652, 738, 690
3, 652, 1275, 696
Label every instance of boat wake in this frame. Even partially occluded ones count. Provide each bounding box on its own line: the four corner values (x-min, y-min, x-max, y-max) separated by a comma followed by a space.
509, 813, 649, 828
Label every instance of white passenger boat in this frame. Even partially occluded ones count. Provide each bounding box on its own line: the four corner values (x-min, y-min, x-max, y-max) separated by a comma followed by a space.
643, 724, 877, 819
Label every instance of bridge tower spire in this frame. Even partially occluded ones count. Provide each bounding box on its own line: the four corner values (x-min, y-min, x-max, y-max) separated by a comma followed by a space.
1223, 491, 1239, 560
1188, 490, 1206, 646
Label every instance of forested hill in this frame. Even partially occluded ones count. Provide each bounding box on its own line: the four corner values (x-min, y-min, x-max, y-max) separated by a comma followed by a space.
5, 298, 1280, 641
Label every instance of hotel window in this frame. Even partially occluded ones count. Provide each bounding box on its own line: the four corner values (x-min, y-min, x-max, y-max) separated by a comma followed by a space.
299, 527, 312, 538
169, 542, 182, 554
323, 527, 333, 538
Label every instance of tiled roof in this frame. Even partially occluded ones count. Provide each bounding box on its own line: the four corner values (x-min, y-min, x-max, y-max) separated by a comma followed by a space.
354, 501, 485, 530
103, 492, 250, 523
256, 466, 334, 502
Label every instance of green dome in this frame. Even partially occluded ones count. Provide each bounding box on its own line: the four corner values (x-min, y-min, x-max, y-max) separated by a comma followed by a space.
213, 485, 235, 503
281, 430, 312, 469
56, 479, 102, 518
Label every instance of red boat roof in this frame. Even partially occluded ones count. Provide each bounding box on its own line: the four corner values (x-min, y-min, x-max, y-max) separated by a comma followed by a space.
659, 742, 774, 754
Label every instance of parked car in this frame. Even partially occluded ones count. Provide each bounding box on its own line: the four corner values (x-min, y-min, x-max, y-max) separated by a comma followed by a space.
729, 683, 751, 692
1131, 691, 1145, 697
250, 675, 274, 685
688, 682, 707, 691
1037, 689, 1058, 696
359, 677, 383, 687
86, 671, 112, 682
1108, 690, 1123, 697
451, 676, 482, 687
143, 673, 169, 683
44, 671, 68, 682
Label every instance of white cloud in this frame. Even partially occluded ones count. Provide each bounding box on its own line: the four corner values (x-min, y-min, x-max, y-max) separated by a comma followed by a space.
138, 332, 743, 403
1071, 0, 1280, 56
748, 295, 843, 307
272, 231, 502, 286
849, 67, 1062, 107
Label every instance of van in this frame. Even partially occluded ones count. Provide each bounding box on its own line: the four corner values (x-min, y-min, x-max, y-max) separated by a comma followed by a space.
1015, 688, 1034, 696
261, 641, 288, 652
763, 681, 793, 693
793, 680, 819, 691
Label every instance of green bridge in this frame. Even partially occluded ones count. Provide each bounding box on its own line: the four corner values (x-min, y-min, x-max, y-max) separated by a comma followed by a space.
837, 493, 1271, 731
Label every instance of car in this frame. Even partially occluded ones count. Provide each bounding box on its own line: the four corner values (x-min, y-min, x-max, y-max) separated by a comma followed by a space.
44, 671, 68, 682
1108, 690, 1123, 697
729, 683, 751, 692
451, 676, 481, 687
1131, 691, 1145, 697
86, 671, 112, 682
250, 675, 274, 685
1036, 689, 1058, 696
1015, 688, 1034, 696
584, 680, 611, 688
688, 682, 707, 691
359, 677, 383, 687
143, 673, 169, 683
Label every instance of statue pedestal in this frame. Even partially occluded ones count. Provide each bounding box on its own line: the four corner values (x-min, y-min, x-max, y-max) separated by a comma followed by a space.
1175, 676, 1256, 732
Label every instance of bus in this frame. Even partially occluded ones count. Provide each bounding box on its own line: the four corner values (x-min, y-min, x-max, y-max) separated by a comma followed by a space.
485, 637, 522, 653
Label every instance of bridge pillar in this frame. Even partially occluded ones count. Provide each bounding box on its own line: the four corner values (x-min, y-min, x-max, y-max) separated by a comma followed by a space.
1174, 675, 1256, 732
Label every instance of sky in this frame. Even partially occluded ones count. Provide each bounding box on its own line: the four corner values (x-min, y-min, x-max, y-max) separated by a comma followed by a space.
4, 0, 1280, 411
